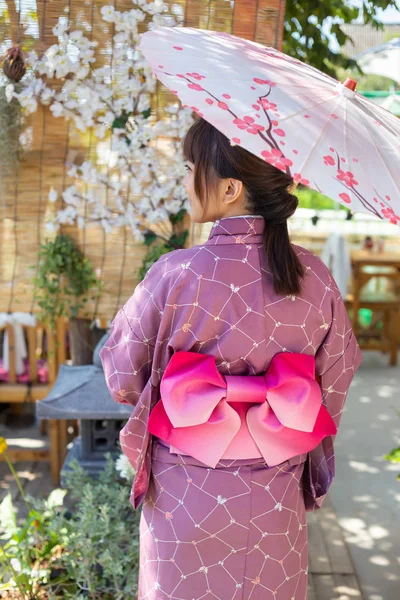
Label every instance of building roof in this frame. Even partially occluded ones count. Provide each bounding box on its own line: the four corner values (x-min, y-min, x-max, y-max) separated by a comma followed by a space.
342, 23, 400, 58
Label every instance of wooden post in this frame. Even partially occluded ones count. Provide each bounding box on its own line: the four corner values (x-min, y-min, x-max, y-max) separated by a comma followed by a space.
56, 317, 68, 368
7, 324, 16, 384
49, 420, 61, 484
47, 325, 57, 384
28, 326, 37, 384
390, 308, 399, 366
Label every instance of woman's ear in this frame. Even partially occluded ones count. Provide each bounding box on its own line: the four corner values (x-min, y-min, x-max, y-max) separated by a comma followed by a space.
223, 178, 244, 206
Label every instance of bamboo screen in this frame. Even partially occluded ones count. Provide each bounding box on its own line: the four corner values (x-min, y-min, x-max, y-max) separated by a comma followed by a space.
0, 0, 286, 321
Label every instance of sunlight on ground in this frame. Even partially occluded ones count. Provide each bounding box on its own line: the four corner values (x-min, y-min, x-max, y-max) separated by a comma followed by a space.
333, 583, 361, 597
338, 517, 390, 550
6, 437, 47, 449
348, 461, 379, 474
359, 395, 372, 403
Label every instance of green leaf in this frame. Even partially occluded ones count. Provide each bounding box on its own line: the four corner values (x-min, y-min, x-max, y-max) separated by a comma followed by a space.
111, 111, 130, 129
384, 447, 400, 463
169, 208, 186, 225
142, 107, 151, 119
143, 231, 158, 246
168, 230, 188, 249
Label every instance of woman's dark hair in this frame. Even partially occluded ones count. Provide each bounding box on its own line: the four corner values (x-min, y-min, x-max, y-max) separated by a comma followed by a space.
183, 118, 305, 296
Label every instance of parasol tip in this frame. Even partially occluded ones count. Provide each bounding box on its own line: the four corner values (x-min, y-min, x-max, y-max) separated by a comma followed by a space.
343, 78, 357, 91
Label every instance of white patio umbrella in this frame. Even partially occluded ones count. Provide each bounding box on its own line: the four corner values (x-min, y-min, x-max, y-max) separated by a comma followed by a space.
140, 27, 400, 226
357, 38, 400, 86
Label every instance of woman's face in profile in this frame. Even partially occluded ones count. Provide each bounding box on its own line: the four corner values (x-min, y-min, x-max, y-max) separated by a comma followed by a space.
183, 160, 246, 224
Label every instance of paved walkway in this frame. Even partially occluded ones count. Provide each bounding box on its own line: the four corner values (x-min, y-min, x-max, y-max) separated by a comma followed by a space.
330, 351, 400, 600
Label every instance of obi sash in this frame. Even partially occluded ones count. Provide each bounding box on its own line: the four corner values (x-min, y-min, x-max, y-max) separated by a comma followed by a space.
148, 351, 337, 469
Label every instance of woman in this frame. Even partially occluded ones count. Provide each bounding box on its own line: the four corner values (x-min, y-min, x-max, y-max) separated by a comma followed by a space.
100, 118, 361, 599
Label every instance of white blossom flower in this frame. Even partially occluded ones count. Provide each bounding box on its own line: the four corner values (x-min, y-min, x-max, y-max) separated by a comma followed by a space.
48, 188, 58, 203
26, 51, 38, 67
12, 2, 193, 239
115, 454, 136, 481
50, 102, 64, 118
5, 84, 15, 103
101, 5, 116, 22
62, 186, 79, 206
53, 18, 69, 38
45, 221, 59, 233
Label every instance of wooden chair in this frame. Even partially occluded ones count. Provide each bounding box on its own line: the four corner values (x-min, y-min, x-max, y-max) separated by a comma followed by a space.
345, 292, 400, 366
0, 317, 69, 470
346, 254, 400, 366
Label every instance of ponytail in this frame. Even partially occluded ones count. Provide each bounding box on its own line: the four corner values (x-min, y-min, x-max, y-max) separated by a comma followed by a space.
259, 188, 305, 295
263, 220, 304, 295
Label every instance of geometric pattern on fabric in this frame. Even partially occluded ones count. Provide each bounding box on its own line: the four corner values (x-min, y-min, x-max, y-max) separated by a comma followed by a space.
100, 215, 361, 512
139, 442, 308, 600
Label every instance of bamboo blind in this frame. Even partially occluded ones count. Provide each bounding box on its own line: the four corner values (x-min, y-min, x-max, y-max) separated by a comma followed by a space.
0, 0, 286, 321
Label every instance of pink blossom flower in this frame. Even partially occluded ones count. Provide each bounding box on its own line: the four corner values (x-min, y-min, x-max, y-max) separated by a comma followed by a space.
336, 169, 358, 187
187, 72, 205, 80
261, 148, 293, 170
382, 207, 400, 224
233, 117, 265, 135
273, 128, 285, 137
253, 78, 275, 86
259, 99, 278, 112
339, 192, 351, 204
218, 101, 229, 110
188, 83, 203, 91
323, 155, 335, 166
293, 173, 310, 185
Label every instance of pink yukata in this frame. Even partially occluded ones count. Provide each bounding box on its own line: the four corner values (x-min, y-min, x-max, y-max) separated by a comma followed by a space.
100, 215, 361, 600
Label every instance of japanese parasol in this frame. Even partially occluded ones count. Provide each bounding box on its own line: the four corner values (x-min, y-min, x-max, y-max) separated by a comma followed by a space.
140, 27, 400, 225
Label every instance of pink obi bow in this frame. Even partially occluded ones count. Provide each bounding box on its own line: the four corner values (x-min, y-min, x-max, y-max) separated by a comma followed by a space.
148, 351, 337, 468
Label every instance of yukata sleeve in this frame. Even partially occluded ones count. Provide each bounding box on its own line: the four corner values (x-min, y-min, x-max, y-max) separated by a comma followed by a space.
302, 284, 362, 511
99, 258, 168, 407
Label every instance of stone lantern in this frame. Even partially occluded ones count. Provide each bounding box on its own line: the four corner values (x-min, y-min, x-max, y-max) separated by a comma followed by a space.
37, 334, 132, 482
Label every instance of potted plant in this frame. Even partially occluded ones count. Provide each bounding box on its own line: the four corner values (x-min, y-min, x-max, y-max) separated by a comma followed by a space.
32, 233, 103, 365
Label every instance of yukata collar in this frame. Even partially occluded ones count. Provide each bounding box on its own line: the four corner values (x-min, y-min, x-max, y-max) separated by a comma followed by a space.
206, 215, 265, 245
